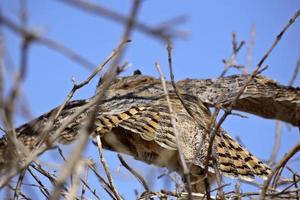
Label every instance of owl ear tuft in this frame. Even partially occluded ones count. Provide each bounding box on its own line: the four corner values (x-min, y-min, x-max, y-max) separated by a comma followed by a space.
133, 69, 142, 75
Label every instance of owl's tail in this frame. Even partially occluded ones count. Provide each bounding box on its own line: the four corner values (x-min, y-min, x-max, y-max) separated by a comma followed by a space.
215, 130, 271, 181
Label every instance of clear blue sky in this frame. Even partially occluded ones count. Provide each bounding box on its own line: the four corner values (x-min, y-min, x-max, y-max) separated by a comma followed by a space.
2, 0, 300, 199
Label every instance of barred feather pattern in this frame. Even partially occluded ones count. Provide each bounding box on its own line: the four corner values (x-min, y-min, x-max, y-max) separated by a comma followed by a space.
95, 75, 271, 182
0, 74, 273, 192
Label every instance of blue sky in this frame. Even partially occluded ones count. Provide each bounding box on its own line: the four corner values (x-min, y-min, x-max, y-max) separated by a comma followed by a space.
2, 0, 300, 199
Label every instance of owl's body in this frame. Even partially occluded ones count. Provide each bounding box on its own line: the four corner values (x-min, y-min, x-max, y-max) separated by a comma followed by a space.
0, 73, 273, 192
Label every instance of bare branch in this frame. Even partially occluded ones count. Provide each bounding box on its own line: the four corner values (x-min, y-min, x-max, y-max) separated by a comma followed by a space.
246, 25, 256, 69
117, 154, 150, 192
260, 141, 300, 199
27, 167, 50, 198
220, 32, 246, 77
65, 160, 84, 200
204, 8, 300, 200
289, 52, 300, 86
0, 14, 95, 70
269, 121, 282, 166
88, 161, 117, 199
155, 61, 192, 199
57, 0, 187, 42
13, 169, 26, 200
96, 135, 122, 200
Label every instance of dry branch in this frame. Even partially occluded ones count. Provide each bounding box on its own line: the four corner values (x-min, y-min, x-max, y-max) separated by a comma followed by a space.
155, 61, 192, 199
58, 0, 187, 42
0, 14, 95, 70
117, 154, 150, 192
0, 1, 299, 199
260, 141, 300, 199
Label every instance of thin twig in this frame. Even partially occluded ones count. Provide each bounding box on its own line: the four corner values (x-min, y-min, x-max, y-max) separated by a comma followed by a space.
30, 163, 71, 199
212, 152, 225, 200
53, 41, 127, 120
13, 169, 26, 200
48, 72, 122, 200
220, 32, 246, 77
0, 14, 95, 70
88, 161, 117, 200
274, 175, 300, 197
166, 41, 203, 128
80, 174, 102, 200
246, 25, 256, 69
289, 52, 300, 86
269, 120, 282, 166
92, 2, 142, 198
27, 167, 50, 198
269, 49, 300, 167
0, 38, 129, 188
8, 184, 32, 200
2, 2, 32, 193
65, 159, 84, 200
257, 10, 300, 68
0, 29, 4, 109
3, 9, 31, 143
260, 141, 300, 199
155, 61, 192, 200
48, 133, 87, 200
96, 135, 122, 200
58, 0, 186, 41
104, 0, 141, 85
293, 170, 300, 200
57, 147, 67, 161
34, 40, 128, 148
54, 156, 101, 200
205, 8, 300, 200
166, 41, 193, 198
12, 6, 28, 199
80, 164, 89, 200
117, 154, 150, 192
30, 163, 56, 184
49, 85, 111, 200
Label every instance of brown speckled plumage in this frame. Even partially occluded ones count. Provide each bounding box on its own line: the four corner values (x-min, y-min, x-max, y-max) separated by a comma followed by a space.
1, 73, 299, 192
